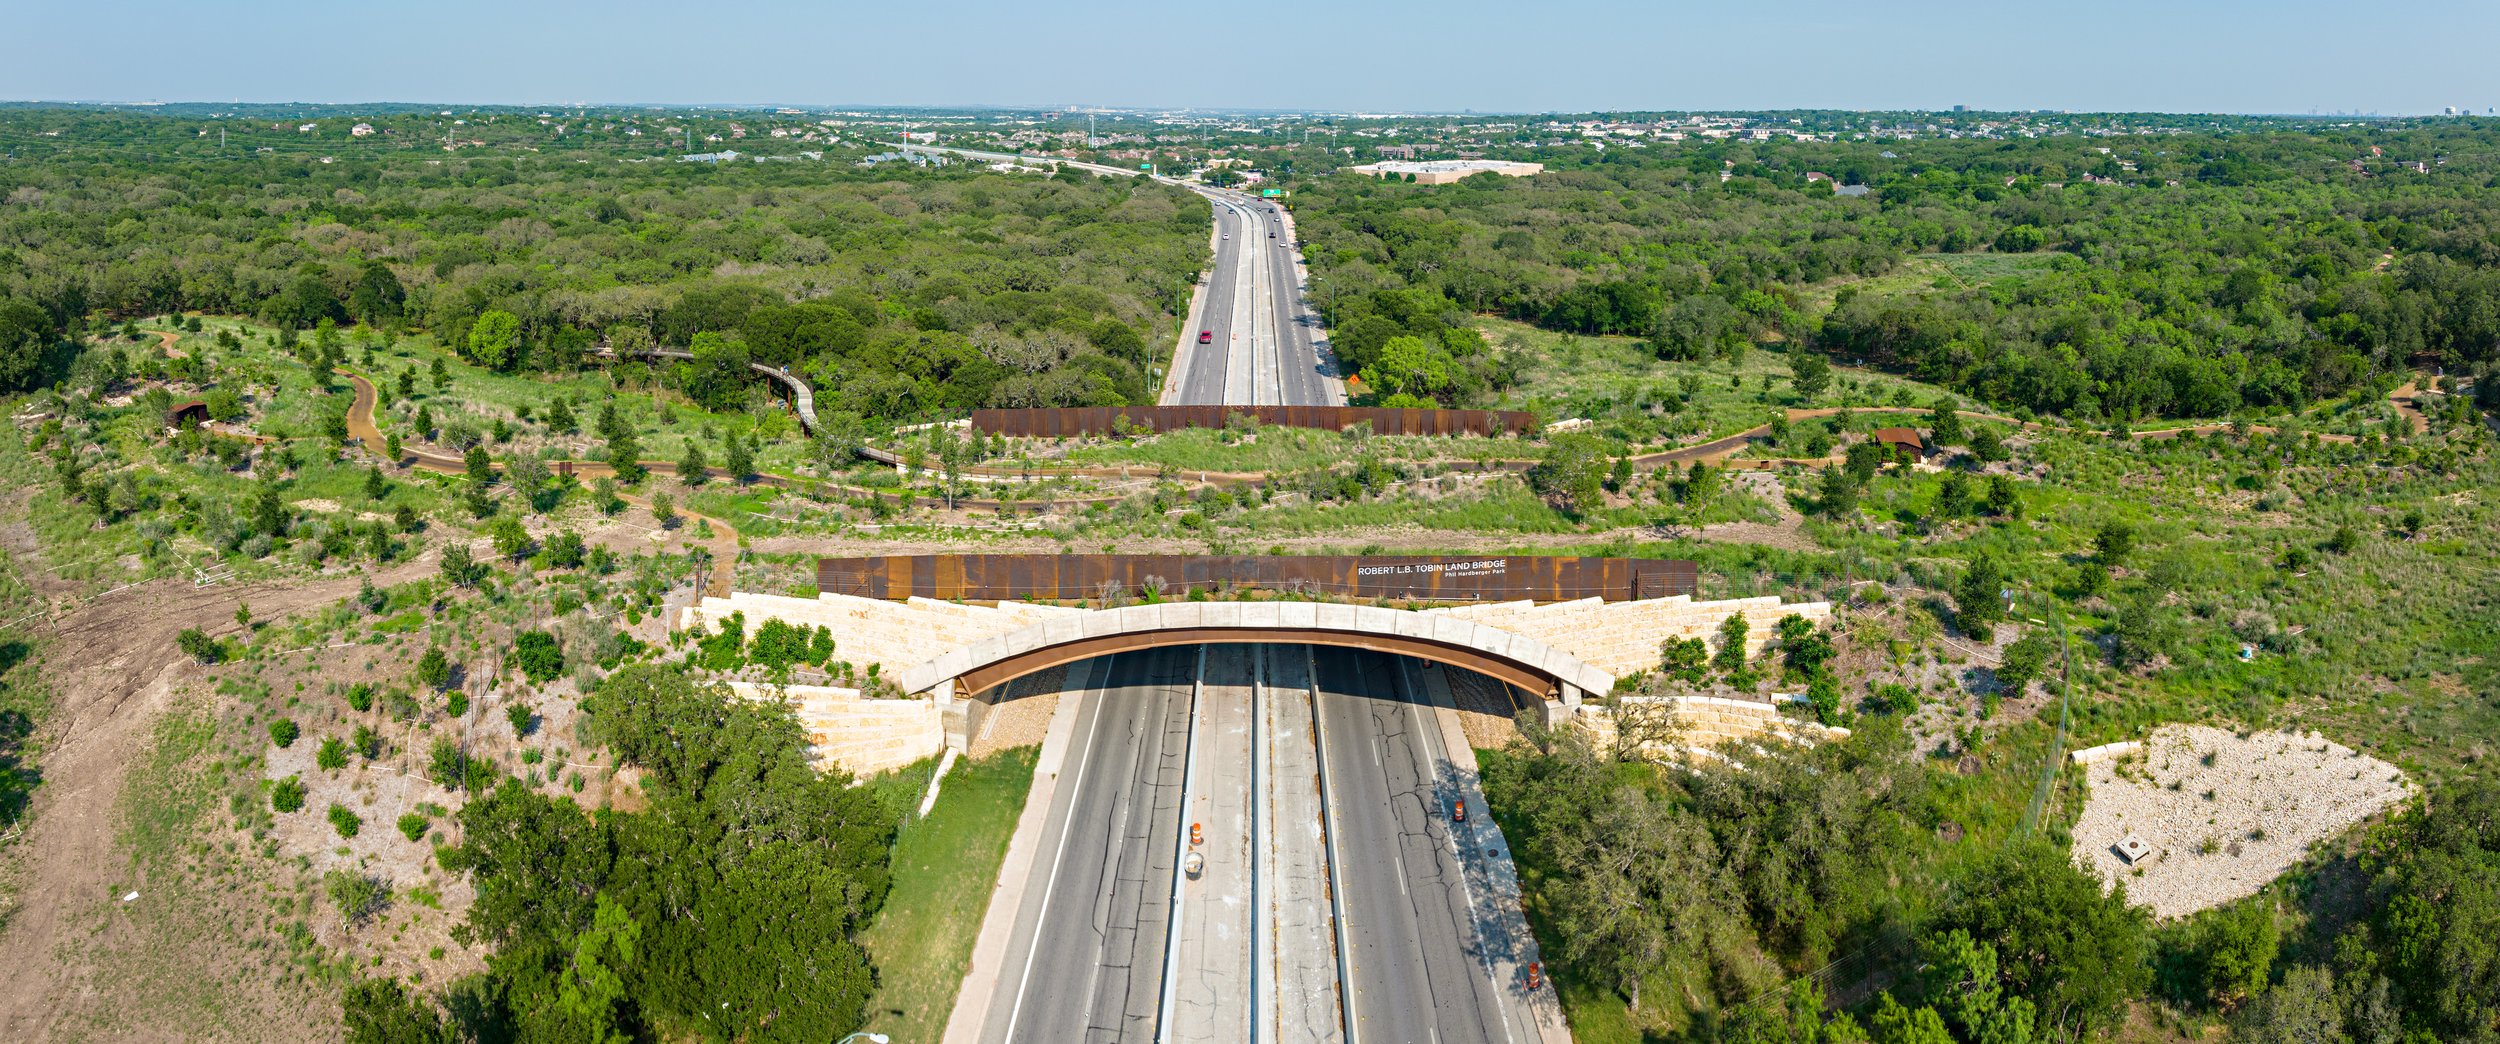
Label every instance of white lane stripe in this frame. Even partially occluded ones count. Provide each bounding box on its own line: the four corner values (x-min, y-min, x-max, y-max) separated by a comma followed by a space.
1001, 658, 1112, 1044
1153, 647, 1208, 1044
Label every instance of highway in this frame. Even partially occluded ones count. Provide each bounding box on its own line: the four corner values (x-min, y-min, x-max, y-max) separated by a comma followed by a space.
981, 649, 1196, 1044
969, 645, 1554, 1044
1169, 193, 1342, 407
1312, 649, 1540, 1044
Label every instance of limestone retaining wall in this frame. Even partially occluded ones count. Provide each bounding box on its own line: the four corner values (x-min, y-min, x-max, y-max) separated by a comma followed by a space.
681, 591, 1083, 678
722, 681, 942, 777
1427, 595, 1832, 677
1577, 693, 1849, 762
685, 591, 1831, 711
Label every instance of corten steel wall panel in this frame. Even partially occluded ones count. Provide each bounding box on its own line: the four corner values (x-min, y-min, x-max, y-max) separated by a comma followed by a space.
967, 407, 1536, 438
812, 555, 1701, 603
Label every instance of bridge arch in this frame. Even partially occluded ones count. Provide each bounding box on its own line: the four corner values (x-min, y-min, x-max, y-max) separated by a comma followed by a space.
896, 601, 1614, 709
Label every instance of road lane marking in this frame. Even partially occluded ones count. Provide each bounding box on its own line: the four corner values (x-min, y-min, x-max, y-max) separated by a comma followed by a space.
1153, 647, 1208, 1044
1001, 661, 1116, 1044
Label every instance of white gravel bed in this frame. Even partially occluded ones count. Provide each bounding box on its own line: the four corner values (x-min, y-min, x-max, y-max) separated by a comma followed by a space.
2070, 723, 2412, 919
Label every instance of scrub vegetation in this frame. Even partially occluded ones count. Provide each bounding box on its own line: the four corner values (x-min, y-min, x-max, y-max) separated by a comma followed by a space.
0, 103, 2493, 1044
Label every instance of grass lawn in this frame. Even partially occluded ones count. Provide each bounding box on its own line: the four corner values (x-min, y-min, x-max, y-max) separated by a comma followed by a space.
1479, 316, 1985, 446
858, 745, 1039, 1043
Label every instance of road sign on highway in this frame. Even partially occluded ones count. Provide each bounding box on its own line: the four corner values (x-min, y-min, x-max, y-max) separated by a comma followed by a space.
1259, 189, 1282, 197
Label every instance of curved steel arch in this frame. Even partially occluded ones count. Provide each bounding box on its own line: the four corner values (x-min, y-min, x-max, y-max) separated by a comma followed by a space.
897, 602, 1614, 704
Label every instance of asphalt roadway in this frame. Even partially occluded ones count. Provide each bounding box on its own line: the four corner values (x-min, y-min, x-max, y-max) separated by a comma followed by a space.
976, 645, 1538, 1044
1170, 194, 1340, 407
1313, 648, 1535, 1044
1257, 202, 1340, 408
981, 648, 1196, 1044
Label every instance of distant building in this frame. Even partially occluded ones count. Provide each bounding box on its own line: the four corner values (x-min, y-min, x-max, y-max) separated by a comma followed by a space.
350, 123, 375, 137
1377, 144, 1418, 159
1833, 184, 1871, 197
680, 150, 742, 163
1349, 159, 1543, 185
857, 151, 945, 169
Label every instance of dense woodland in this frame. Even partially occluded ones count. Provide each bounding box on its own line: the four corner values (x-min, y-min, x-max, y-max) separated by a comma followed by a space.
0, 120, 1208, 423
346, 667, 900, 1042
1485, 717, 2500, 1044
1295, 124, 2500, 421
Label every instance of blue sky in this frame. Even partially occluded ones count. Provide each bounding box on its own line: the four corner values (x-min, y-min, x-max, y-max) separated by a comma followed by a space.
8, 0, 2495, 114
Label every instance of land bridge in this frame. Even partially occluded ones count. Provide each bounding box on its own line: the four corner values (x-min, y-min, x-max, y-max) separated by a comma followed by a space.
675, 556, 1831, 770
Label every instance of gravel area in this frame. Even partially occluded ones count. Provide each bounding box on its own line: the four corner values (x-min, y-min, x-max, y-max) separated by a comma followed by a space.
1442, 667, 1530, 749
966, 667, 1071, 756
2070, 724, 2413, 919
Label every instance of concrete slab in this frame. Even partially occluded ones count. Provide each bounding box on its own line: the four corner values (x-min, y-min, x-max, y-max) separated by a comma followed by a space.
1171, 647, 1256, 1042
1262, 647, 1346, 1044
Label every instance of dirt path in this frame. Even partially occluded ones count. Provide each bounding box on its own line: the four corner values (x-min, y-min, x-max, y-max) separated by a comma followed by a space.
2388, 382, 2430, 435
0, 560, 438, 1039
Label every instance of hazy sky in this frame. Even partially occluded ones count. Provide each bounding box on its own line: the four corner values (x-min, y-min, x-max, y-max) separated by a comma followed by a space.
8, 0, 2496, 114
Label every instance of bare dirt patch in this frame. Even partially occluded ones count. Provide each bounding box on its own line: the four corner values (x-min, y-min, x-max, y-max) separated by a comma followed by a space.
0, 559, 433, 1041
2070, 723, 2413, 919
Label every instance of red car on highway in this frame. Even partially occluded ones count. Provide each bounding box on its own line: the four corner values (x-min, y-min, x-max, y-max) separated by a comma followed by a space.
1198, 330, 1213, 344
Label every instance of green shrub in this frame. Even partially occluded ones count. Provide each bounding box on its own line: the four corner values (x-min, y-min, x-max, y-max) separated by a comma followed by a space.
428, 739, 470, 790
270, 775, 305, 813
177, 628, 222, 665
316, 736, 348, 772
323, 870, 390, 925
511, 630, 563, 684
397, 812, 429, 842
1714, 613, 1751, 673
1870, 682, 1920, 716
327, 803, 362, 838
415, 647, 452, 690
267, 718, 299, 749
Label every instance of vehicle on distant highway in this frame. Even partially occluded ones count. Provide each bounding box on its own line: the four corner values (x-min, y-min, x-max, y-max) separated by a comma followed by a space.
1198, 330, 1213, 344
